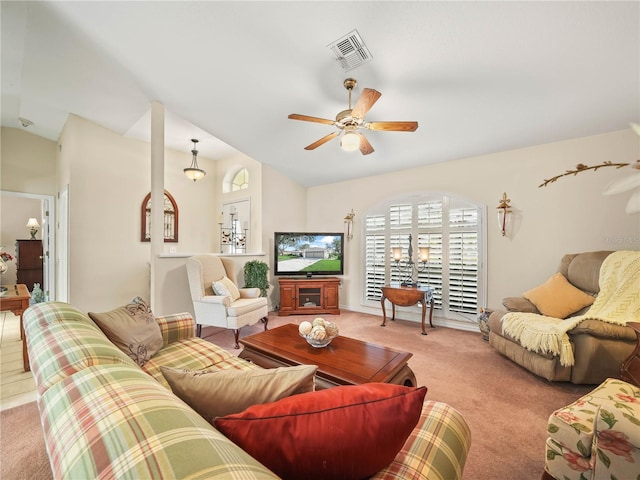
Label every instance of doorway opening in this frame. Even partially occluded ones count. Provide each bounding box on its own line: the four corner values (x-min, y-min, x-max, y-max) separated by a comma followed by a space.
0, 190, 57, 301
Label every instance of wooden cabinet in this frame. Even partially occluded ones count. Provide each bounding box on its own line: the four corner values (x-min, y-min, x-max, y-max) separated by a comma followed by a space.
15, 239, 43, 291
278, 277, 340, 316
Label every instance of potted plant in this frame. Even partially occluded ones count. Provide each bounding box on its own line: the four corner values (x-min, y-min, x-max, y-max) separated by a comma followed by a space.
243, 260, 270, 297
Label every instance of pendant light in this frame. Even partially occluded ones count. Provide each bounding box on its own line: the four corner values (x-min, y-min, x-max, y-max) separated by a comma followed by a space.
184, 139, 206, 182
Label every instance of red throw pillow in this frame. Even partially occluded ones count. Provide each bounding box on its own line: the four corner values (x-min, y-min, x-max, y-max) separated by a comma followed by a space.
214, 383, 427, 480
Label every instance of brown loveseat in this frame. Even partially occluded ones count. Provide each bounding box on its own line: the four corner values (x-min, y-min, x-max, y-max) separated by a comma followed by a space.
489, 251, 637, 384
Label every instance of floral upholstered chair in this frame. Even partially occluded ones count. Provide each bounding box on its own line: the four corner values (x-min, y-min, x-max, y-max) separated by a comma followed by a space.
543, 378, 640, 479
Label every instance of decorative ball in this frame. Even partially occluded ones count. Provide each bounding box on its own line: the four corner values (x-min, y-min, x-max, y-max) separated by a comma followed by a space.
324, 321, 339, 337
309, 325, 327, 340
312, 317, 326, 328
298, 321, 313, 336
300, 321, 339, 348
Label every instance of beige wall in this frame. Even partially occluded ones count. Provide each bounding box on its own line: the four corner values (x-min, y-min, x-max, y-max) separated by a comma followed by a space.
1, 127, 57, 195
305, 129, 640, 324
1, 127, 56, 290
4, 119, 638, 328
154, 163, 307, 318
151, 145, 270, 317
58, 115, 218, 312
259, 165, 307, 309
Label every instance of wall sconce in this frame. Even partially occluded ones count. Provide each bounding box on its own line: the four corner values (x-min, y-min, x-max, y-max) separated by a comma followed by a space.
344, 209, 355, 239
496, 192, 512, 237
184, 138, 206, 182
26, 218, 40, 240
392, 234, 430, 287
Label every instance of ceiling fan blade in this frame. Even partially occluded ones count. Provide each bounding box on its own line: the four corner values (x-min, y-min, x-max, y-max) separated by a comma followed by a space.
367, 121, 419, 132
288, 114, 335, 126
351, 88, 382, 119
304, 131, 340, 150
358, 133, 374, 155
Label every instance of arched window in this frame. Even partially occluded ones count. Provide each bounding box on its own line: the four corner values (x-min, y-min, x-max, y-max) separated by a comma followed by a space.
363, 193, 486, 322
231, 168, 249, 191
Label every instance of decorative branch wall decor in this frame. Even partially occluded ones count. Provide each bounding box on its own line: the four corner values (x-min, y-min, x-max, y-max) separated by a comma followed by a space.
540, 124, 640, 189
538, 161, 633, 188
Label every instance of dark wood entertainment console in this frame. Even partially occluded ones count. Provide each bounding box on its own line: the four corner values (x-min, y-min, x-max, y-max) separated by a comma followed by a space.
277, 277, 340, 316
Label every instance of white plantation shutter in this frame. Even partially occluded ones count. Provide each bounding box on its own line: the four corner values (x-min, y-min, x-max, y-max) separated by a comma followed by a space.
365, 215, 386, 300
448, 205, 479, 314
417, 201, 442, 227
364, 195, 485, 321
416, 232, 443, 308
389, 233, 411, 286
448, 231, 479, 313
390, 204, 412, 230
365, 234, 386, 299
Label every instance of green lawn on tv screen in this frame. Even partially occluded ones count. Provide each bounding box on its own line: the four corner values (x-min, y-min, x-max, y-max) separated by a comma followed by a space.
301, 259, 340, 272
276, 256, 341, 272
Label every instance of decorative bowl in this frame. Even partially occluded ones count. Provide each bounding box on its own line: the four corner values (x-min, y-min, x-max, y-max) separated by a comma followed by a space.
301, 332, 338, 348
298, 318, 339, 348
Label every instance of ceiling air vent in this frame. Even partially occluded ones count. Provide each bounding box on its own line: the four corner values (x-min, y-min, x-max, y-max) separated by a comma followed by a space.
327, 29, 372, 71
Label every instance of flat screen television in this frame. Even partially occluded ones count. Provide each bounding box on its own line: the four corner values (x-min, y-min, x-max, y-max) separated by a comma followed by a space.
274, 232, 344, 276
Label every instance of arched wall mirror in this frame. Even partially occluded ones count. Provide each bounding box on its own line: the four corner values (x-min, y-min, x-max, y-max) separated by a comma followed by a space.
141, 190, 179, 242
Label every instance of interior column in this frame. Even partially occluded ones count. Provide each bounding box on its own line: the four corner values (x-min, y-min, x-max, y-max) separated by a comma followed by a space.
150, 101, 165, 310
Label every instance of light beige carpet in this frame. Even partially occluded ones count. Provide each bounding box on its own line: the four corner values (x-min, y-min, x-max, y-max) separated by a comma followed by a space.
203, 310, 592, 480
1, 400, 51, 480
1, 310, 592, 480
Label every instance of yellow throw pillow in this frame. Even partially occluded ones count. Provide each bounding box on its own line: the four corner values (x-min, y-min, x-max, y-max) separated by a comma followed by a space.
160, 364, 317, 421
523, 272, 595, 319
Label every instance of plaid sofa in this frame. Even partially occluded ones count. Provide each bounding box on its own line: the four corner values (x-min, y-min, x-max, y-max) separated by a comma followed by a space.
24, 302, 471, 479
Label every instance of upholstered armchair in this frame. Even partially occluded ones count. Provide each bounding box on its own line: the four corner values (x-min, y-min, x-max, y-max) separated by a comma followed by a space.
542, 324, 640, 480
488, 251, 638, 384
186, 254, 268, 348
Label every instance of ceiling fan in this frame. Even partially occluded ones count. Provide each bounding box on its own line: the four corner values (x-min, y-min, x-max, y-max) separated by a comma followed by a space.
288, 78, 418, 155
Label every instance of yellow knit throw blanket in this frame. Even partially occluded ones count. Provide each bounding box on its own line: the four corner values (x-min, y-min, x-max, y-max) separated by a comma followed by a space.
502, 250, 640, 367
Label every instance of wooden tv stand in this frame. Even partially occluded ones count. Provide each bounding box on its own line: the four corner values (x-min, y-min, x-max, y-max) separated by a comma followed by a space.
278, 277, 340, 316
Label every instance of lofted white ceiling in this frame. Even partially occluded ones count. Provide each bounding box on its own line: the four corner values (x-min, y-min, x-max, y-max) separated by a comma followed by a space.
2, 1, 638, 187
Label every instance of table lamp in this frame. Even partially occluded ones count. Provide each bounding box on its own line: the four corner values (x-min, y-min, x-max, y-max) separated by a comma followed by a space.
26, 218, 40, 240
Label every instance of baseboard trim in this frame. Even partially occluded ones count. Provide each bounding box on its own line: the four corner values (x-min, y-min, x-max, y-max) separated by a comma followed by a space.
340, 304, 481, 333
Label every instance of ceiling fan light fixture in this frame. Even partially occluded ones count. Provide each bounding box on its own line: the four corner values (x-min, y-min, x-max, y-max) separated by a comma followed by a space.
289, 78, 417, 155
184, 138, 206, 182
341, 129, 360, 152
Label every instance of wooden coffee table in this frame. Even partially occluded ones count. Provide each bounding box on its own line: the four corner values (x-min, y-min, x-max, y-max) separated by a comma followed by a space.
238, 323, 417, 390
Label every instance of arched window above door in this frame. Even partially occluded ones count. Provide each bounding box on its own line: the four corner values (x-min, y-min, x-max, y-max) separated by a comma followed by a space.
231, 168, 249, 191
